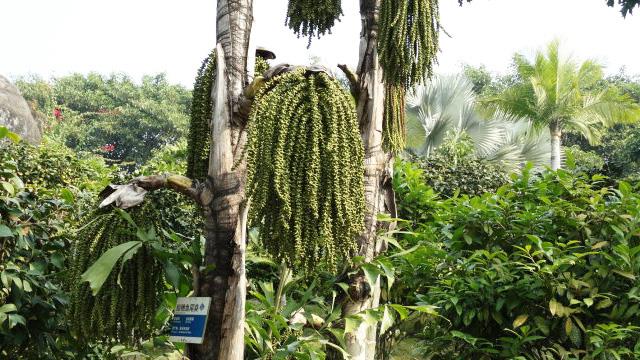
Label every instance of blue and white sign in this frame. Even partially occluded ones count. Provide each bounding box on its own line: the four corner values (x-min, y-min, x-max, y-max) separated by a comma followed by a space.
169, 297, 211, 344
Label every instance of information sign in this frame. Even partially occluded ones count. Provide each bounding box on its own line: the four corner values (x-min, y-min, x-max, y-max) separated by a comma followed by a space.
169, 297, 211, 344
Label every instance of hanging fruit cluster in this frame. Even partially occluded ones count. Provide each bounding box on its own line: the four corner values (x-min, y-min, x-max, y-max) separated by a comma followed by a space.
383, 83, 407, 152
67, 203, 165, 345
285, 0, 343, 47
255, 56, 271, 77
379, 0, 441, 152
186, 50, 216, 181
244, 68, 365, 272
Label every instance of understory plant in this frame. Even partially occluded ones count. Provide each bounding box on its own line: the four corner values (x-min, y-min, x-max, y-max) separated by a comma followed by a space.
392, 160, 640, 359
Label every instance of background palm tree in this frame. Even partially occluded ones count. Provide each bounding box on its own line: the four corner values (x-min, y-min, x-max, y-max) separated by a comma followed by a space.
406, 74, 550, 169
486, 40, 639, 170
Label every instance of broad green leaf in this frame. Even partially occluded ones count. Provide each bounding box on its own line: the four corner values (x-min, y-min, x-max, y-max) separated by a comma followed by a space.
344, 316, 361, 334
0, 225, 12, 238
164, 260, 181, 290
380, 305, 395, 335
81, 241, 142, 295
591, 241, 609, 250
361, 263, 381, 288
1, 181, 14, 195
549, 299, 561, 316
612, 269, 636, 280
390, 304, 409, 320
115, 208, 136, 227
378, 259, 395, 292
51, 252, 65, 268
60, 188, 75, 204
8, 313, 26, 329
513, 314, 528, 328
0, 304, 17, 313
596, 298, 613, 310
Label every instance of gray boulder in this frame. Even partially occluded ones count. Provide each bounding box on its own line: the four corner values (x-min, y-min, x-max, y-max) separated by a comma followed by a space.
0, 75, 42, 144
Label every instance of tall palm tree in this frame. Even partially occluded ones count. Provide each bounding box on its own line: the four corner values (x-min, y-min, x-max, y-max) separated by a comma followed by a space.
406, 74, 551, 169
488, 40, 639, 170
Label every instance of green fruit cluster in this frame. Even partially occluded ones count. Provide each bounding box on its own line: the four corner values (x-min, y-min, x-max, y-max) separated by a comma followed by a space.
68, 204, 163, 345
186, 50, 216, 180
383, 84, 407, 152
285, 0, 342, 46
245, 69, 365, 272
379, 0, 441, 153
255, 56, 271, 77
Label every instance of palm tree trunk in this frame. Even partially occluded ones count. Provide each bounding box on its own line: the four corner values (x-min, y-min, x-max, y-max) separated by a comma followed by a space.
343, 0, 395, 358
188, 1, 253, 359
550, 123, 562, 170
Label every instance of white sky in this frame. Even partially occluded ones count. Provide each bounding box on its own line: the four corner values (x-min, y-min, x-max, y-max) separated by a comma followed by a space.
1, 0, 639, 87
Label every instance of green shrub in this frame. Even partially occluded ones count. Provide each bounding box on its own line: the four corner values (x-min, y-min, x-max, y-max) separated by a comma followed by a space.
393, 163, 640, 359
0, 134, 101, 357
402, 138, 510, 200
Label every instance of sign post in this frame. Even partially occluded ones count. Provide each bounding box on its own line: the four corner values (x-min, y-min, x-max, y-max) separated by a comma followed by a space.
169, 297, 212, 344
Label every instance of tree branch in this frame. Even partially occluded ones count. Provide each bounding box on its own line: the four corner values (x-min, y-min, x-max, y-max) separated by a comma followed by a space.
338, 63, 359, 97
98, 174, 204, 209
134, 174, 202, 203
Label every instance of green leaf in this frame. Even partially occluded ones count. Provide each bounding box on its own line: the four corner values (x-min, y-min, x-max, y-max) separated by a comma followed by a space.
344, 316, 361, 334
549, 299, 561, 316
513, 314, 528, 328
164, 260, 181, 290
51, 252, 65, 268
380, 305, 395, 335
60, 188, 75, 204
361, 263, 381, 288
612, 269, 636, 280
115, 208, 136, 228
378, 259, 395, 292
390, 304, 409, 320
0, 304, 17, 313
0, 127, 20, 142
0, 225, 12, 238
8, 313, 26, 329
81, 241, 142, 296
1, 181, 15, 195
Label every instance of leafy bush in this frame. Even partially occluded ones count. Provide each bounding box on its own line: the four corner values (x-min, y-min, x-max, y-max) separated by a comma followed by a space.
402, 137, 510, 200
393, 162, 640, 359
0, 131, 111, 357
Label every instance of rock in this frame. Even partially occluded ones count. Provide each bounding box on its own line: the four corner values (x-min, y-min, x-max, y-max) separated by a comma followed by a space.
0, 75, 43, 144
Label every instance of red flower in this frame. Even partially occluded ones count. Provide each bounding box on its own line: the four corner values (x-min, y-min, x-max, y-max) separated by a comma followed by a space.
53, 107, 63, 120
100, 144, 116, 153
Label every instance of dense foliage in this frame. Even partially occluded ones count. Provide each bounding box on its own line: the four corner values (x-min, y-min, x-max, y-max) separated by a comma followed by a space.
16, 73, 191, 167
0, 130, 110, 358
245, 69, 365, 272
393, 161, 640, 359
400, 146, 509, 201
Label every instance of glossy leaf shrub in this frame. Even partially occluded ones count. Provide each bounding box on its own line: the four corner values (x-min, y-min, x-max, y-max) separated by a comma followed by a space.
0, 131, 110, 358
394, 163, 640, 359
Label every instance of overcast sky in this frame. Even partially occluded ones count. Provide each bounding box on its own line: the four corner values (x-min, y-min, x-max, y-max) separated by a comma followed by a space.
1, 0, 638, 87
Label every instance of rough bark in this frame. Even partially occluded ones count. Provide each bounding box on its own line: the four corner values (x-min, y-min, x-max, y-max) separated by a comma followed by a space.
343, 0, 396, 359
188, 0, 254, 359
550, 122, 562, 170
